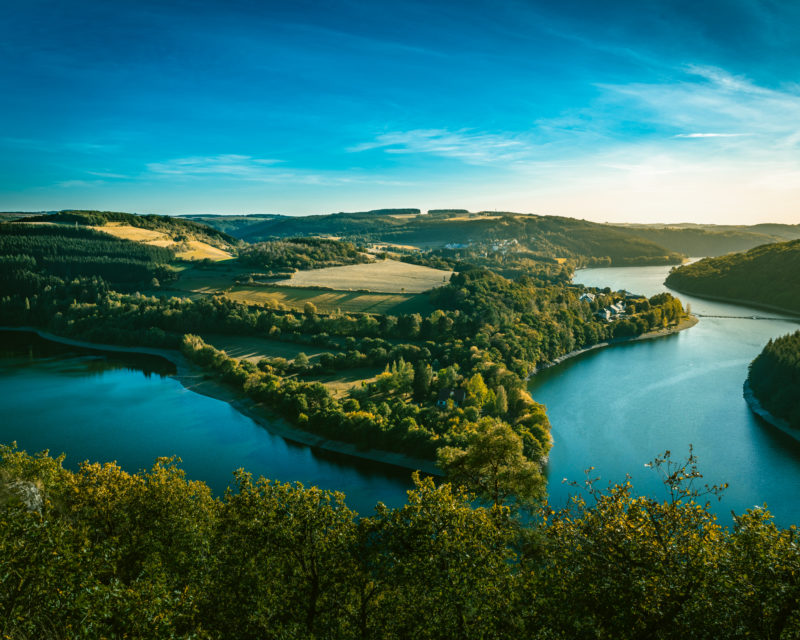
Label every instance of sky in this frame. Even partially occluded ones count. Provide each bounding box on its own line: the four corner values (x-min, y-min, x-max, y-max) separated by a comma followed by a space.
2, 0, 799, 224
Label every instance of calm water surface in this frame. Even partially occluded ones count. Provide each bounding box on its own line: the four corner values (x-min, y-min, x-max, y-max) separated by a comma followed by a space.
0, 331, 413, 515
532, 265, 800, 525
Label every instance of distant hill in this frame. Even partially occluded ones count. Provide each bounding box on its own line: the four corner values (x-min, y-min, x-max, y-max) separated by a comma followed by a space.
188, 210, 683, 266
183, 209, 421, 240
612, 223, 800, 257
26, 210, 238, 250
665, 239, 800, 313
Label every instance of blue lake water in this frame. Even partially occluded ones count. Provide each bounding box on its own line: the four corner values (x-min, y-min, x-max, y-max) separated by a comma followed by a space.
532, 265, 800, 525
0, 331, 413, 515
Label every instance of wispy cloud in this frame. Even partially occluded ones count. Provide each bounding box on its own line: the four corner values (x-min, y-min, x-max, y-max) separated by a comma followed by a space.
146, 154, 282, 177
0, 137, 120, 154
598, 65, 800, 145
87, 170, 130, 179
674, 133, 749, 138
145, 154, 411, 187
56, 179, 106, 188
348, 129, 531, 164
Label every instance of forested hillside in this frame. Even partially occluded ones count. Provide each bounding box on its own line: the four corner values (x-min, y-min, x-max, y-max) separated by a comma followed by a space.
665, 239, 800, 313
238, 237, 369, 274
611, 224, 800, 257
0, 223, 176, 290
28, 210, 238, 249
748, 331, 800, 428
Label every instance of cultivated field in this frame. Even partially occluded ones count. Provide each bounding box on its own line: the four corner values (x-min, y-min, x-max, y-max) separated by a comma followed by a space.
273, 259, 452, 293
160, 260, 443, 315
92, 224, 233, 261
225, 285, 435, 316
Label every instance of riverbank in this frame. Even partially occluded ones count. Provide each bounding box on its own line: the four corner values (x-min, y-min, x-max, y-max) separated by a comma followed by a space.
531, 314, 699, 376
0, 326, 439, 475
742, 379, 799, 443
664, 287, 800, 319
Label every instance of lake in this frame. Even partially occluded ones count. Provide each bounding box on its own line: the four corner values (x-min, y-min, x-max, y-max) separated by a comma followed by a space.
3, 263, 800, 524
0, 331, 414, 515
532, 264, 800, 525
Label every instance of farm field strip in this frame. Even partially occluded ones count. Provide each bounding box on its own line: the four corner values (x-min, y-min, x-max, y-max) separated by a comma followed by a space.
273, 259, 452, 293
225, 285, 435, 316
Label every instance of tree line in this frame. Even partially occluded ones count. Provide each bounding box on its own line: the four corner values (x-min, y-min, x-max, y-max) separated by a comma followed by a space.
1, 444, 798, 639
238, 237, 370, 273
748, 330, 800, 427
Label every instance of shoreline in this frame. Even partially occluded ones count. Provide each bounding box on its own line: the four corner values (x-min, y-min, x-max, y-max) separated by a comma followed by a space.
0, 326, 439, 475
742, 379, 799, 443
664, 286, 800, 320
530, 314, 699, 377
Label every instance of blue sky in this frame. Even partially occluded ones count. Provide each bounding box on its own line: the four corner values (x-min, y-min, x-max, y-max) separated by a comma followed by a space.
2, 0, 799, 223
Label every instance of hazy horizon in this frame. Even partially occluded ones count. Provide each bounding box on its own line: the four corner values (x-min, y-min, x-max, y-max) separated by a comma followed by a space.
3, 0, 799, 225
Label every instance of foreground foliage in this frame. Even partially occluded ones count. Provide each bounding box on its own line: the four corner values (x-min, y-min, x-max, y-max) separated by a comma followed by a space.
1, 446, 798, 639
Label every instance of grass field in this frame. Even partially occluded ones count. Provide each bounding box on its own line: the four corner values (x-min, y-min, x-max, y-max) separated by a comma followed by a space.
200, 333, 327, 363
161, 260, 441, 315
200, 333, 379, 396
92, 224, 233, 261
273, 259, 452, 293
304, 367, 382, 398
226, 284, 435, 315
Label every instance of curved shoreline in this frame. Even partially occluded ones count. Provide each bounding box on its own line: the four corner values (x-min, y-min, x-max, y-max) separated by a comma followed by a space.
530, 314, 699, 377
742, 379, 799, 443
0, 326, 439, 475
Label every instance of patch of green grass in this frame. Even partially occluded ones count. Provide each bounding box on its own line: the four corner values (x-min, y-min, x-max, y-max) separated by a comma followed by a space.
200, 333, 327, 363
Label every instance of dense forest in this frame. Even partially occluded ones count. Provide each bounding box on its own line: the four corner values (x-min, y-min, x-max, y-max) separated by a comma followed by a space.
748, 331, 800, 428
665, 239, 800, 313
0, 224, 176, 289
2, 444, 799, 639
238, 237, 370, 273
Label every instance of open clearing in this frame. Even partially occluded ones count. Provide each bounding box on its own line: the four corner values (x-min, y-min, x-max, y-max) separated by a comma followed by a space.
445, 215, 502, 221
273, 259, 452, 293
226, 285, 435, 316
200, 333, 327, 363
92, 224, 233, 262
304, 367, 382, 398
161, 262, 440, 315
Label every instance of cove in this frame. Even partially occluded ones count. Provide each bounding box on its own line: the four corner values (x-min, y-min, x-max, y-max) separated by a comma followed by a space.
532, 264, 800, 526
0, 331, 413, 515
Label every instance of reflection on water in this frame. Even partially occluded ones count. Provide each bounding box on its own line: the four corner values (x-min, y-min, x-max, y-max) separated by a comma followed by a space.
533, 265, 800, 526
0, 331, 413, 515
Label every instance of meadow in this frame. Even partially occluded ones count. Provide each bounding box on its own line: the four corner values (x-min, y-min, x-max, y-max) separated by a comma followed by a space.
273, 259, 452, 293
91, 224, 233, 261
225, 285, 435, 315
199, 333, 329, 363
